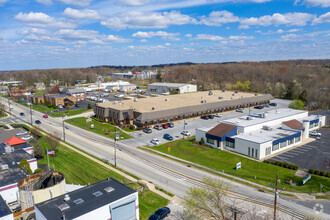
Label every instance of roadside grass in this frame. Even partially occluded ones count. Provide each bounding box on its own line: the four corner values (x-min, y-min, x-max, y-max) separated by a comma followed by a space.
123, 127, 136, 132
49, 108, 89, 117
31, 104, 56, 112
31, 136, 168, 219
148, 139, 329, 194
34, 90, 45, 96
65, 117, 132, 140
315, 195, 330, 199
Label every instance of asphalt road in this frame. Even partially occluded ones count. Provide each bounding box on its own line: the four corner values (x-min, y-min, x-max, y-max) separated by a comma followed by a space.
1, 97, 329, 219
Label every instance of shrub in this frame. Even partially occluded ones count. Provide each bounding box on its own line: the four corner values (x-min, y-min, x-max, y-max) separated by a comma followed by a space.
264, 160, 270, 164
19, 158, 33, 175
279, 161, 285, 167
88, 103, 93, 109
327, 172, 330, 178
129, 124, 135, 130
284, 163, 289, 168
314, 169, 320, 175
271, 161, 276, 165
319, 170, 326, 176
288, 164, 293, 169
309, 168, 315, 174
34, 168, 44, 174
293, 165, 299, 170
200, 138, 204, 145
275, 161, 280, 166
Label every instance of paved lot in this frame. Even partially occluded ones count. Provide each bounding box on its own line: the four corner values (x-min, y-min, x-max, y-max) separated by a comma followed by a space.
122, 98, 291, 147
269, 128, 330, 171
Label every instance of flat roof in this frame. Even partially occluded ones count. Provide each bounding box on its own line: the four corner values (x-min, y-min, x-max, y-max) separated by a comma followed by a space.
148, 82, 193, 88
223, 108, 307, 128
96, 90, 266, 112
36, 178, 136, 220
234, 127, 297, 144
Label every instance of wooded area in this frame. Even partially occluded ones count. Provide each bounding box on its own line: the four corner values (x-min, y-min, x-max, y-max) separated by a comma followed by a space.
0, 59, 329, 109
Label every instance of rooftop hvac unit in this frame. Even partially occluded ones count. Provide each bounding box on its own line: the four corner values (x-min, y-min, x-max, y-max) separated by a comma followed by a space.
246, 116, 252, 120
218, 96, 223, 99
1, 164, 9, 170
134, 98, 138, 102
232, 94, 235, 96
5, 146, 13, 154
64, 194, 70, 202
165, 98, 168, 101
152, 107, 155, 110
201, 100, 206, 103
263, 125, 272, 131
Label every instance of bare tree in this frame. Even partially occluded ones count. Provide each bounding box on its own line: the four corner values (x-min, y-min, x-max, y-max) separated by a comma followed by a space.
45, 132, 60, 152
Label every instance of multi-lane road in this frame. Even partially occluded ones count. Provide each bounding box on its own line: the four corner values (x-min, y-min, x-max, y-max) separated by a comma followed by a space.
1, 97, 329, 219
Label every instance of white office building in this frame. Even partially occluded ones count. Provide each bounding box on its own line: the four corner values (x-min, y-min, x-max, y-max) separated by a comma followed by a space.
195, 108, 326, 160
147, 82, 197, 94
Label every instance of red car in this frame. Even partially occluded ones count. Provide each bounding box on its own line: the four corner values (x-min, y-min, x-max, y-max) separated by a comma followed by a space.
162, 124, 169, 129
43, 114, 48, 118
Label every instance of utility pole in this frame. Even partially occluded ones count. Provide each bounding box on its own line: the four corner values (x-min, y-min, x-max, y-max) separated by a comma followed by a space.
8, 98, 11, 114
183, 120, 186, 139
274, 173, 278, 220
29, 104, 33, 125
62, 114, 66, 142
112, 127, 120, 167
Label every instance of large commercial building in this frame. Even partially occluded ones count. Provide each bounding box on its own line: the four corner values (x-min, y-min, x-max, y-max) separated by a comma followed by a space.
147, 82, 197, 94
196, 108, 326, 160
35, 178, 139, 220
94, 90, 273, 127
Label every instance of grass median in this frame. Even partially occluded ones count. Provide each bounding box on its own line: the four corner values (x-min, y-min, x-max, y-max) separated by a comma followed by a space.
49, 108, 89, 117
65, 117, 132, 140
147, 139, 329, 194
32, 135, 168, 219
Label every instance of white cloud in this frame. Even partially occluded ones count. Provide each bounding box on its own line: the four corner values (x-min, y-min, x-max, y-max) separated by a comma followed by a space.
228, 35, 254, 40
101, 11, 196, 30
0, 0, 9, 6
299, 0, 330, 7
140, 39, 148, 42
15, 12, 76, 29
35, 0, 52, 5
132, 31, 180, 40
57, 0, 93, 6
199, 11, 239, 26
207, 0, 271, 3
63, 8, 100, 20
195, 34, 224, 41
117, 0, 150, 6
56, 29, 99, 40
256, 28, 302, 35
312, 12, 330, 24
185, 34, 192, 38
240, 12, 315, 28
165, 43, 171, 46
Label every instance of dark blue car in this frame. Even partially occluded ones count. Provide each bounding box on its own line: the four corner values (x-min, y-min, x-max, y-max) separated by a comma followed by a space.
163, 134, 173, 140
20, 112, 25, 116
148, 207, 171, 220
35, 120, 41, 124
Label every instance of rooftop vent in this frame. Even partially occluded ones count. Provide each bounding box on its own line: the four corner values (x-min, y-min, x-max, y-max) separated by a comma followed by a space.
232, 94, 235, 96
201, 100, 206, 103
152, 107, 155, 110
222, 89, 226, 92
1, 164, 9, 170
64, 194, 70, 202
58, 203, 70, 211
104, 187, 115, 193
73, 198, 84, 205
92, 191, 103, 197
134, 98, 138, 102
165, 98, 168, 101
208, 91, 213, 95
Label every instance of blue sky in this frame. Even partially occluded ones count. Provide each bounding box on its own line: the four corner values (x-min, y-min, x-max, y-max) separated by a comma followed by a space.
0, 0, 329, 70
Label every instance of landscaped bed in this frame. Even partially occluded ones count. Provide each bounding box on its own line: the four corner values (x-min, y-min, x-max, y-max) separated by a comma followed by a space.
65, 117, 132, 140
146, 139, 329, 194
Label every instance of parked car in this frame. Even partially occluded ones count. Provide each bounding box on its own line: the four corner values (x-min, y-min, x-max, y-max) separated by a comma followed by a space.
20, 112, 25, 116
35, 120, 41, 124
310, 131, 321, 137
181, 130, 191, 136
143, 128, 152, 134
16, 131, 28, 136
201, 115, 209, 120
269, 103, 277, 106
214, 113, 222, 117
21, 135, 33, 141
208, 115, 215, 119
148, 207, 171, 220
43, 114, 48, 118
163, 134, 173, 140
167, 122, 174, 128
264, 104, 270, 108
236, 108, 243, 113
162, 124, 169, 129
115, 94, 124, 98
151, 138, 161, 145
154, 125, 163, 130
254, 106, 264, 109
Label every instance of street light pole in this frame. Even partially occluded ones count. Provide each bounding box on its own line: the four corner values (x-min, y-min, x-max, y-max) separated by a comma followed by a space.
112, 127, 119, 167
8, 98, 11, 114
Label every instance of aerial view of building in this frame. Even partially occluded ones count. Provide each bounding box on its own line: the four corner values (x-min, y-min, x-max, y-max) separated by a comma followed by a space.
147, 82, 197, 94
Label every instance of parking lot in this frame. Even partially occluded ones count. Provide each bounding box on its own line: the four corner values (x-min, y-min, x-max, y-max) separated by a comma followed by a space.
269, 128, 330, 171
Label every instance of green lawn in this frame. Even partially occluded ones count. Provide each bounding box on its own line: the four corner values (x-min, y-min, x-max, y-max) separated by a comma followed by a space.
34, 90, 45, 96
31, 104, 56, 112
148, 140, 330, 194
49, 108, 89, 117
31, 136, 168, 219
65, 117, 132, 140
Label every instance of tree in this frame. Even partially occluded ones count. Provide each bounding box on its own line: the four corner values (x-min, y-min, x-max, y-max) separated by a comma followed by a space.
34, 168, 44, 174
32, 140, 45, 159
87, 103, 93, 109
156, 70, 162, 82
298, 90, 308, 104
274, 82, 286, 98
184, 177, 231, 220
285, 80, 302, 100
30, 126, 41, 139
19, 158, 33, 174
45, 132, 60, 152
289, 99, 305, 110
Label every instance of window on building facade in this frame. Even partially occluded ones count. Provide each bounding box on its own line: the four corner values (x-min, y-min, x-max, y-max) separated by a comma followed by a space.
58, 99, 62, 102
294, 136, 300, 143
288, 139, 294, 145
252, 148, 254, 157
272, 144, 279, 151
280, 141, 287, 148
206, 138, 214, 145
255, 149, 258, 158
225, 141, 235, 148
265, 147, 271, 156
248, 147, 250, 156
